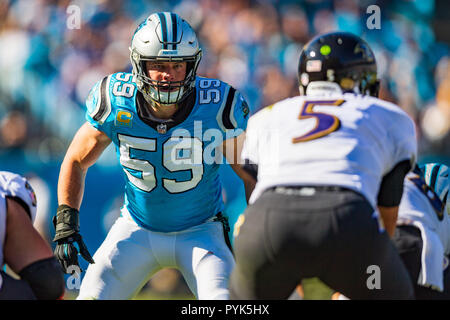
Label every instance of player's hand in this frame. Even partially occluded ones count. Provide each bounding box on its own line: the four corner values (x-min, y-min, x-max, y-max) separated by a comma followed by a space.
53, 205, 94, 273
54, 233, 94, 273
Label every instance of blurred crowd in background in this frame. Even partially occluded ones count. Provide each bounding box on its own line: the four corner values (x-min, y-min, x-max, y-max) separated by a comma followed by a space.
0, 0, 449, 298
0, 0, 449, 160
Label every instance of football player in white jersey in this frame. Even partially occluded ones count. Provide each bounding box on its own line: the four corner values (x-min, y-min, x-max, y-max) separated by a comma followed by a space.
0, 171, 64, 299
229, 32, 417, 299
53, 12, 250, 300
332, 163, 450, 300
393, 163, 450, 299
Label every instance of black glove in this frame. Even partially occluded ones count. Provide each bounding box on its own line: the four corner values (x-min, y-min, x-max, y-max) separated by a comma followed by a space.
53, 205, 94, 274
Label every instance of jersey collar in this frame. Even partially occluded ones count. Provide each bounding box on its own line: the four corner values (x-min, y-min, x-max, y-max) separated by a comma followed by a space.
136, 88, 196, 133
305, 81, 343, 96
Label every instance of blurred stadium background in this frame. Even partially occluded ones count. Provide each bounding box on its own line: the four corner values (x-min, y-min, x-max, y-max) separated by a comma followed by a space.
0, 0, 449, 299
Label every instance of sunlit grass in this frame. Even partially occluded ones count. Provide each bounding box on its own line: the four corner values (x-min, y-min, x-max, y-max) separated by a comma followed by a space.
302, 278, 334, 300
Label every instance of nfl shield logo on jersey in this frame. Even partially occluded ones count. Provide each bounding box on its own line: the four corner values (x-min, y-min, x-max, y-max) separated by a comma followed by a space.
157, 123, 167, 134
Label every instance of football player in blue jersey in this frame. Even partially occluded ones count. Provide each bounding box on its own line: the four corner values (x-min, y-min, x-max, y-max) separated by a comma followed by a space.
52, 12, 251, 300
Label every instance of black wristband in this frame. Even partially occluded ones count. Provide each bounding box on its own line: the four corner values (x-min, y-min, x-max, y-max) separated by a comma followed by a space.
53, 205, 80, 242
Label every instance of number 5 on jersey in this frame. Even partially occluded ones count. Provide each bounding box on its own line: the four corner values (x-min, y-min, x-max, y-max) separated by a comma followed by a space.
292, 99, 345, 143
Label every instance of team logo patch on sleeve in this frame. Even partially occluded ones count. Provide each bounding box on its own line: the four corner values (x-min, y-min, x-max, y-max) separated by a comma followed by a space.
115, 110, 133, 127
241, 100, 249, 118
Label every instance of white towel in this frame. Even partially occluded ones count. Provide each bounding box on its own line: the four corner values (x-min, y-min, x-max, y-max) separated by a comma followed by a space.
411, 221, 446, 292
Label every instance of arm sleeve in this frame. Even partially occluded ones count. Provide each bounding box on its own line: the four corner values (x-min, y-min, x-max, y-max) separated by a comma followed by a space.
389, 108, 417, 169
377, 160, 412, 206
378, 110, 417, 206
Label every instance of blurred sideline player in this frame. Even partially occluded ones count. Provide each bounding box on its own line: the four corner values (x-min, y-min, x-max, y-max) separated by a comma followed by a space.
394, 163, 450, 299
53, 12, 250, 299
0, 171, 64, 300
229, 32, 416, 299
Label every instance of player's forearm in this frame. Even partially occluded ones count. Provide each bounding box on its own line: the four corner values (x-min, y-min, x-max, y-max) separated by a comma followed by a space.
377, 206, 399, 238
57, 158, 87, 210
222, 134, 257, 202
243, 178, 256, 204
57, 123, 111, 210
229, 163, 256, 203
222, 133, 246, 166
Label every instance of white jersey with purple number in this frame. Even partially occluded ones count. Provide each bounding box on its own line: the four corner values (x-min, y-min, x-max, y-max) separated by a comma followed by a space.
242, 87, 417, 207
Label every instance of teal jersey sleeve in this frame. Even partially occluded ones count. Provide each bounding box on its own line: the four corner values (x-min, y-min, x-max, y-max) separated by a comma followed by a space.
232, 89, 250, 131
217, 85, 250, 140
85, 75, 114, 137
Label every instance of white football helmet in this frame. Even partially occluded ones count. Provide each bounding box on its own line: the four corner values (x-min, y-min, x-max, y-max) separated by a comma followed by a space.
130, 12, 202, 105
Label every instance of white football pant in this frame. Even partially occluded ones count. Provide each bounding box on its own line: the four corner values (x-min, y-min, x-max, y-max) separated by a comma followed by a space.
77, 216, 234, 300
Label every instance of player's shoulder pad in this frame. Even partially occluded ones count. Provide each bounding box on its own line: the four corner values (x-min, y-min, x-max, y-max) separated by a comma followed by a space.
247, 104, 273, 127
86, 74, 114, 125
367, 97, 417, 166
0, 171, 37, 223
214, 80, 250, 132
86, 72, 137, 125
248, 96, 297, 124
366, 96, 412, 119
366, 96, 416, 135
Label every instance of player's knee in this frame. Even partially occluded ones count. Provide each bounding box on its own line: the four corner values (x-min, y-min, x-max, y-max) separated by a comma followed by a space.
19, 257, 65, 300
0, 271, 37, 300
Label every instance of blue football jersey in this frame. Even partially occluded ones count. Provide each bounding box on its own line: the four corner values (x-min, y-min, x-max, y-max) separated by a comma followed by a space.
85, 72, 249, 232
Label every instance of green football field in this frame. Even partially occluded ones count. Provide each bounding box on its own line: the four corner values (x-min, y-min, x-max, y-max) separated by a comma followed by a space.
300, 278, 334, 300
135, 277, 334, 300
64, 276, 334, 300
